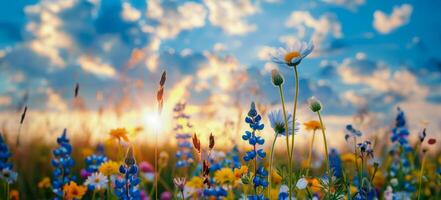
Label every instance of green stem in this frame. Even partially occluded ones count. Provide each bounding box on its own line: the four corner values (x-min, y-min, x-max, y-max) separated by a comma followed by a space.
106, 177, 111, 200
6, 183, 9, 200
417, 153, 426, 200
306, 130, 316, 176
92, 190, 97, 200
317, 111, 332, 195
289, 65, 299, 199
268, 133, 278, 199
277, 85, 292, 198
154, 130, 158, 200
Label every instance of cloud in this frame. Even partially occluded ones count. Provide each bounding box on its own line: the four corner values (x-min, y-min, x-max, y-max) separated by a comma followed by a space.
373, 4, 413, 34
0, 96, 12, 106
343, 91, 367, 106
321, 0, 365, 10
46, 88, 68, 111
204, 0, 258, 35
257, 46, 277, 61
337, 55, 429, 101
121, 2, 141, 22
146, 1, 207, 39
77, 55, 117, 78
285, 11, 342, 50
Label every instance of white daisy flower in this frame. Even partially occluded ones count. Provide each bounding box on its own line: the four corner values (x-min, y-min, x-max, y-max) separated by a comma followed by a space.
84, 172, 108, 190
296, 178, 308, 189
272, 41, 314, 66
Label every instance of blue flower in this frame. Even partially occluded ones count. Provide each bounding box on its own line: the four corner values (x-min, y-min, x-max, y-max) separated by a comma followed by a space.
203, 186, 228, 198
51, 129, 76, 198
85, 154, 108, 173
345, 124, 362, 140
267, 109, 299, 136
0, 134, 13, 171
329, 148, 342, 178
114, 148, 141, 200
173, 102, 194, 168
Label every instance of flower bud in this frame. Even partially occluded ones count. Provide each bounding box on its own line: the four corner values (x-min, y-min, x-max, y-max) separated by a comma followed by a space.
271, 69, 284, 86
308, 96, 322, 112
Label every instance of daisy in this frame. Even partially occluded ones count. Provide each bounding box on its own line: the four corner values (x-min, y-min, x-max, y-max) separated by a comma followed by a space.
272, 41, 314, 66
84, 172, 108, 190
0, 168, 18, 184
267, 109, 299, 136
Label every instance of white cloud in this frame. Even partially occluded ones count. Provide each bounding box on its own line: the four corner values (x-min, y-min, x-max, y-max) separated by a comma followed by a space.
321, 0, 365, 10
121, 2, 141, 22
0, 96, 12, 106
204, 0, 258, 35
373, 4, 413, 34
25, 0, 76, 67
343, 91, 367, 106
78, 55, 117, 78
285, 11, 342, 49
338, 56, 429, 100
147, 1, 207, 39
257, 46, 277, 61
46, 88, 68, 111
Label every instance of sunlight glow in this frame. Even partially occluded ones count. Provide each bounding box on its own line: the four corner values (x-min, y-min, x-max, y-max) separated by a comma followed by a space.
144, 112, 163, 132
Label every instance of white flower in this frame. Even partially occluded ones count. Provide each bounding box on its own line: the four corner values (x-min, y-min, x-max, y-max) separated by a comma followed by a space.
279, 184, 289, 193
384, 186, 393, 200
0, 168, 18, 184
271, 41, 314, 66
267, 110, 299, 136
84, 172, 108, 190
296, 178, 308, 189
390, 178, 398, 187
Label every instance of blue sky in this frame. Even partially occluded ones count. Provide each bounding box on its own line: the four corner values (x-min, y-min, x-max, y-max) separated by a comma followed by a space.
0, 0, 440, 133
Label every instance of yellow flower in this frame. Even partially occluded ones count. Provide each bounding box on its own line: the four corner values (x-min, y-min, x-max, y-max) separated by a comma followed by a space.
99, 161, 119, 176
109, 128, 129, 142
214, 168, 235, 184
38, 177, 51, 189
10, 190, 19, 200
233, 166, 248, 179
304, 120, 321, 131
63, 181, 87, 200
350, 185, 358, 195
186, 177, 204, 189
271, 171, 282, 185
159, 151, 169, 167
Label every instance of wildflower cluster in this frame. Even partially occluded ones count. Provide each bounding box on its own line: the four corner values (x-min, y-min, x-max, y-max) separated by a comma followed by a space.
0, 134, 17, 185
51, 129, 75, 198
173, 102, 194, 168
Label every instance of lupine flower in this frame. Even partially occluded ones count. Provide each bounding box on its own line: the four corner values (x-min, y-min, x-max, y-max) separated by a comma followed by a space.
0, 134, 17, 184
390, 107, 412, 151
63, 181, 87, 200
51, 129, 76, 198
85, 154, 108, 174
308, 96, 322, 112
203, 187, 228, 199
114, 148, 141, 200
84, 172, 108, 190
329, 148, 343, 178
267, 109, 299, 136
173, 102, 195, 168
271, 41, 314, 66
278, 184, 289, 200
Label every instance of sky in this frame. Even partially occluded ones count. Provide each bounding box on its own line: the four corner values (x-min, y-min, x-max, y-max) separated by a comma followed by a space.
0, 0, 440, 144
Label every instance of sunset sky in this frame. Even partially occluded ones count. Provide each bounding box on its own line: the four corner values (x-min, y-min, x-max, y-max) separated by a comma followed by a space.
0, 0, 440, 144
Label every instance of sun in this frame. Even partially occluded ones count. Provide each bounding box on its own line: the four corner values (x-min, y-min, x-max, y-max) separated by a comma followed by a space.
144, 112, 163, 132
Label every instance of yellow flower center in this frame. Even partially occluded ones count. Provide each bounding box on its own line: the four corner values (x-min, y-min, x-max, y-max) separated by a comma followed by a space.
284, 51, 301, 63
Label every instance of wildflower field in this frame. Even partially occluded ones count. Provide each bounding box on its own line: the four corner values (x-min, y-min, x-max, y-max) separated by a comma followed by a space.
1, 0, 441, 200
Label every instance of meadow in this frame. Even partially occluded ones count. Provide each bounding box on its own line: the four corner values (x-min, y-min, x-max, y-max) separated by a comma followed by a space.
0, 41, 440, 200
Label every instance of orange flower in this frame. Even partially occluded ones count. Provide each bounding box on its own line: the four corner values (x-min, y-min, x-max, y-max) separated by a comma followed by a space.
109, 128, 129, 142
10, 190, 19, 200
304, 120, 321, 131
307, 178, 322, 193
63, 181, 87, 200
233, 166, 248, 179
271, 171, 282, 185
38, 177, 51, 189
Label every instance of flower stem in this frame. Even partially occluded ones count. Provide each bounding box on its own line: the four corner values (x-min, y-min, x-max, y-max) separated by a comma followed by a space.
417, 153, 427, 200
306, 130, 316, 176
277, 85, 292, 198
155, 130, 158, 200
289, 65, 299, 198
268, 133, 278, 199
317, 111, 332, 195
